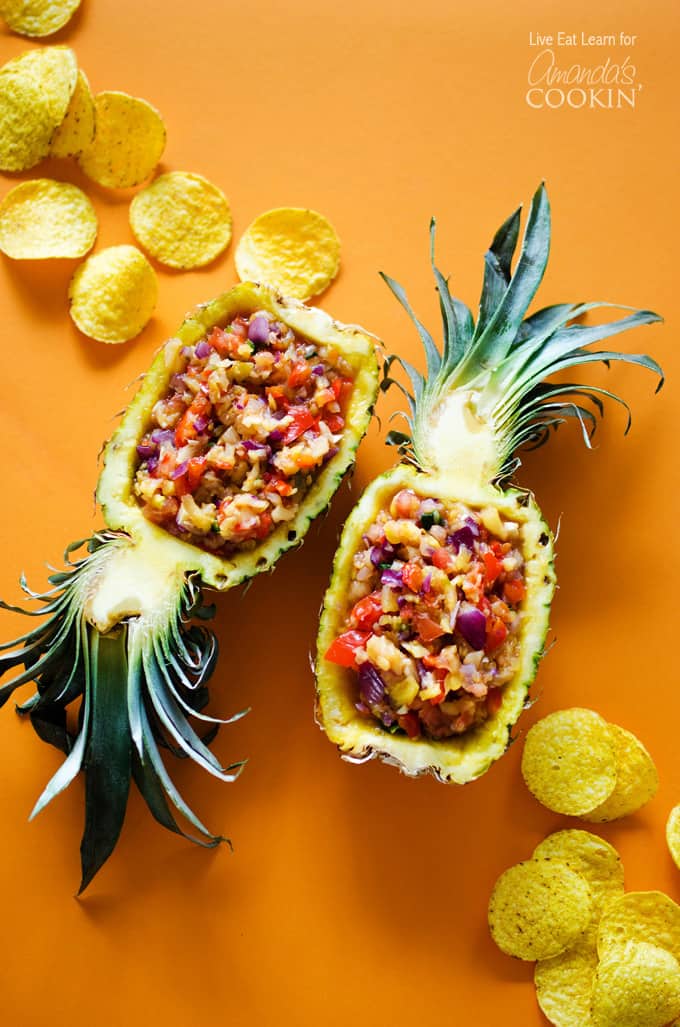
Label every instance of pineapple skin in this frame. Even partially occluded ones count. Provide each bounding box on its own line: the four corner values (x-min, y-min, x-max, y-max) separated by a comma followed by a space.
96, 282, 380, 603
315, 464, 555, 784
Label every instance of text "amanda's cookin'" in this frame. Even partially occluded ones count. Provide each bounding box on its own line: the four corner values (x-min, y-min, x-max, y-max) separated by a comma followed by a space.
526, 47, 640, 110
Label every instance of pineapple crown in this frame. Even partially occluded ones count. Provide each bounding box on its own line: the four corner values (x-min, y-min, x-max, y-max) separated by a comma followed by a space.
381, 183, 663, 485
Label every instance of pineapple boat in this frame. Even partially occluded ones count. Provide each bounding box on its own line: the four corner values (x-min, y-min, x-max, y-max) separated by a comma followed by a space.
0, 283, 378, 890
316, 185, 662, 783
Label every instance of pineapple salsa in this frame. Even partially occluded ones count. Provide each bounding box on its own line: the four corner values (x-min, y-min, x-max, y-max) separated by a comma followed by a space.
134, 310, 354, 552
325, 489, 526, 740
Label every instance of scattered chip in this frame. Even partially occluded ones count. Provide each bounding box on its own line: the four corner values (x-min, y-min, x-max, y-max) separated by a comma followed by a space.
0, 45, 77, 171
534, 830, 624, 922
488, 859, 592, 961
235, 207, 340, 301
0, 178, 97, 259
535, 943, 598, 1027
129, 172, 232, 269
591, 941, 680, 1027
667, 806, 680, 870
581, 724, 659, 822
68, 245, 157, 344
78, 91, 166, 189
50, 69, 95, 158
0, 0, 81, 38
598, 891, 680, 964
521, 708, 618, 816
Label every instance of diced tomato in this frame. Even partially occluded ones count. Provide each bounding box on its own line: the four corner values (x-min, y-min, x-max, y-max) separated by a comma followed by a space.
422, 653, 449, 671
315, 388, 335, 408
350, 593, 383, 631
402, 562, 424, 592
266, 386, 287, 410
324, 630, 370, 668
288, 361, 312, 389
485, 616, 508, 652
230, 317, 249, 337
186, 456, 206, 492
430, 678, 448, 704
486, 688, 503, 715
323, 413, 344, 434
483, 550, 503, 587
503, 577, 526, 605
398, 711, 421, 738
392, 489, 420, 519
414, 613, 445, 643
476, 594, 491, 617
175, 393, 211, 446
432, 548, 455, 572
207, 326, 244, 358
156, 449, 175, 479
267, 475, 294, 497
282, 407, 316, 444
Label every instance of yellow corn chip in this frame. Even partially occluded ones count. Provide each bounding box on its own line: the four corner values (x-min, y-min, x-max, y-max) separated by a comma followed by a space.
235, 207, 340, 301
535, 942, 598, 1027
534, 830, 624, 922
0, 0, 81, 38
582, 724, 659, 822
598, 891, 680, 963
667, 806, 680, 870
521, 708, 617, 816
78, 91, 166, 189
0, 178, 97, 258
129, 172, 232, 269
50, 69, 94, 158
0, 45, 77, 171
488, 859, 592, 961
591, 941, 680, 1027
68, 245, 157, 344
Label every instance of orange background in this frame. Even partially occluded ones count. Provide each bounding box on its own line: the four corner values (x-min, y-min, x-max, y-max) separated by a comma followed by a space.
0, 0, 678, 1024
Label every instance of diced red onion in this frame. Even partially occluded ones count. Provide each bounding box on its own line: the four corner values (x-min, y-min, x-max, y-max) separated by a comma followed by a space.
268, 429, 284, 444
421, 571, 432, 594
193, 414, 209, 433
358, 663, 385, 706
170, 461, 188, 480
151, 428, 174, 446
248, 315, 270, 344
136, 443, 157, 458
146, 456, 159, 473
321, 445, 339, 464
195, 340, 212, 358
456, 605, 486, 650
381, 568, 403, 589
449, 600, 461, 631
312, 364, 325, 376
355, 701, 369, 714
380, 709, 396, 728
450, 526, 476, 552
464, 516, 481, 537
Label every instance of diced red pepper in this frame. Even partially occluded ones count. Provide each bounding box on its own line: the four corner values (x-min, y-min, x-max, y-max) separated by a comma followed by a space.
486, 688, 503, 715
266, 474, 294, 497
323, 413, 345, 434
175, 393, 211, 446
350, 593, 383, 631
324, 630, 371, 668
503, 577, 526, 605
483, 550, 503, 587
288, 361, 312, 389
266, 385, 288, 410
432, 548, 455, 572
186, 456, 206, 492
485, 616, 508, 652
414, 613, 445, 643
254, 511, 273, 540
331, 376, 353, 404
282, 407, 316, 444
402, 562, 424, 592
398, 711, 421, 738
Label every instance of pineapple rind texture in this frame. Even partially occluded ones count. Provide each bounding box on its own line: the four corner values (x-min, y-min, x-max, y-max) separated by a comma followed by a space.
314, 464, 555, 783
97, 282, 380, 591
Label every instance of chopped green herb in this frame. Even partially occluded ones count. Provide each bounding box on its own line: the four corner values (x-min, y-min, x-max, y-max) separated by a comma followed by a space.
420, 510, 442, 529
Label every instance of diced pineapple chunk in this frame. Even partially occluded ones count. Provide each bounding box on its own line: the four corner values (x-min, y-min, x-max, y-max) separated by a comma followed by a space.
366, 633, 412, 676
388, 676, 419, 708
384, 518, 421, 547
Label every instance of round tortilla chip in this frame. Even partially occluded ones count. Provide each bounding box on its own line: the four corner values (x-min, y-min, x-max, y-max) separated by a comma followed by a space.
235, 207, 340, 301
598, 891, 680, 964
78, 91, 166, 189
0, 45, 77, 171
535, 943, 598, 1027
488, 859, 592, 961
591, 941, 680, 1027
0, 178, 97, 258
533, 830, 624, 921
581, 724, 659, 822
521, 708, 618, 816
50, 69, 94, 158
68, 244, 157, 344
129, 171, 232, 269
667, 806, 680, 870
0, 0, 81, 37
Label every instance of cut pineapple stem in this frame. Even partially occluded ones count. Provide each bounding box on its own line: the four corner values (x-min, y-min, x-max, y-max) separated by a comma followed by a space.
381, 183, 663, 486
0, 533, 246, 892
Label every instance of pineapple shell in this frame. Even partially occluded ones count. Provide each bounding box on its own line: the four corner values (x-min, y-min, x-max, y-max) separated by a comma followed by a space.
315, 465, 555, 782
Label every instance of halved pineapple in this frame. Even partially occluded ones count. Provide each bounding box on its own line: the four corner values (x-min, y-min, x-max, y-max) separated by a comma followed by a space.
0, 282, 379, 890
315, 185, 662, 783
